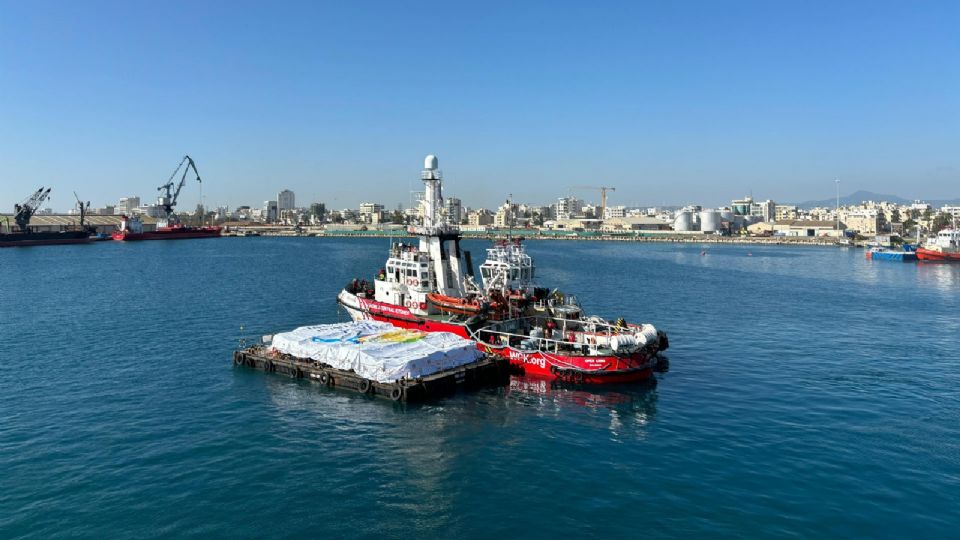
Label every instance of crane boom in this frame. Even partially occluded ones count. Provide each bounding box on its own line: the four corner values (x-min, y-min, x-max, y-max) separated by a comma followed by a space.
157, 155, 202, 223
13, 187, 52, 233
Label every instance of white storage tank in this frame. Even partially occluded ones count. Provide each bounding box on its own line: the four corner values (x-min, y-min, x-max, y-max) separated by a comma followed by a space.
673, 211, 694, 232
699, 210, 722, 233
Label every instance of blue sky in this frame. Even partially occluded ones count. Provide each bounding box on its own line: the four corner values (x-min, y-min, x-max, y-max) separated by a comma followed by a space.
1, 0, 957, 212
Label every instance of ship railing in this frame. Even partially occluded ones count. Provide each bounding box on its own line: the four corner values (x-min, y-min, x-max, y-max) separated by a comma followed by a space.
474, 327, 604, 356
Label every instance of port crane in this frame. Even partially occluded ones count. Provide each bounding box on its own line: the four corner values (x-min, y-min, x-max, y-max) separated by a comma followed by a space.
157, 155, 202, 225
73, 191, 91, 230
571, 185, 616, 219
13, 187, 52, 233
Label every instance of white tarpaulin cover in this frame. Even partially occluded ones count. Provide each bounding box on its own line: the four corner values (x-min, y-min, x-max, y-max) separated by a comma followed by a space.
270, 321, 483, 383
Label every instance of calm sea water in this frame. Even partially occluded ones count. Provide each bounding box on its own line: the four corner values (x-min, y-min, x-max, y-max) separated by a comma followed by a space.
1, 238, 958, 538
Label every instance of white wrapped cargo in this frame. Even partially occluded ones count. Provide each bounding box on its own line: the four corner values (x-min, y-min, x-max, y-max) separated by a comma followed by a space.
269, 321, 482, 383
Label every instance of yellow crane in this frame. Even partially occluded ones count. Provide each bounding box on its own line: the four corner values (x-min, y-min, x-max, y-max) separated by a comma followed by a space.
571, 186, 616, 219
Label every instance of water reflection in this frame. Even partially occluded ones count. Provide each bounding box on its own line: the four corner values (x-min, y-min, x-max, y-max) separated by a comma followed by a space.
915, 262, 960, 294
504, 375, 659, 440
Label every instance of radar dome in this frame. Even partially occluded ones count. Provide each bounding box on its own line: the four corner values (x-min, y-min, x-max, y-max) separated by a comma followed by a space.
424, 155, 438, 170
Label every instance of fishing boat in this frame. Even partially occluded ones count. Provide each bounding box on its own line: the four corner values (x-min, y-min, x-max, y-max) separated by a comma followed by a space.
337, 155, 669, 384
916, 228, 960, 262
865, 245, 917, 262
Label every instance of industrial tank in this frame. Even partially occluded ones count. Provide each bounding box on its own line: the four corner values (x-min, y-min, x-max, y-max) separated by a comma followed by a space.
673, 211, 694, 232
699, 210, 722, 233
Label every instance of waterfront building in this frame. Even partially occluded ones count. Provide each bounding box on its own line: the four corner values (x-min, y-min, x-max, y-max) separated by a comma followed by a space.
841, 210, 881, 235
775, 204, 799, 221
116, 196, 140, 215
468, 209, 493, 226
445, 197, 463, 224
554, 197, 583, 220
772, 219, 844, 237
731, 196, 753, 216
494, 202, 519, 228
263, 200, 278, 223
751, 200, 776, 222
277, 190, 295, 213
359, 202, 385, 224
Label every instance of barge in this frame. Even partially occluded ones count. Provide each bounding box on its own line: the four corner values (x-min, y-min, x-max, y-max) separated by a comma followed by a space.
233, 321, 511, 402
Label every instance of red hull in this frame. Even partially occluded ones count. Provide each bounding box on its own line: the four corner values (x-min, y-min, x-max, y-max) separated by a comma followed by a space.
112, 227, 222, 241
0, 237, 93, 248
344, 295, 656, 384
915, 247, 960, 261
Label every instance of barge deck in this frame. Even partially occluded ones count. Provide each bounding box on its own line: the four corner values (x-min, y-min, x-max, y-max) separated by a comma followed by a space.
233, 346, 511, 403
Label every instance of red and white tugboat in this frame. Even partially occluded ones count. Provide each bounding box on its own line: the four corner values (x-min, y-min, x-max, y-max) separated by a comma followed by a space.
112, 155, 221, 241
337, 155, 669, 384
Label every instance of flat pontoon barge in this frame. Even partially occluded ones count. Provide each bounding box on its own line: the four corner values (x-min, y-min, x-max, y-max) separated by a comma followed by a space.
233, 346, 511, 403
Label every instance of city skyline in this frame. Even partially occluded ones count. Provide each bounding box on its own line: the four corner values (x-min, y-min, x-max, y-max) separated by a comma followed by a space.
2, 1, 958, 211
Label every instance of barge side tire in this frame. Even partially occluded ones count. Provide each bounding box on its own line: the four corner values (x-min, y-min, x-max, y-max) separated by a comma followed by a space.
390, 387, 404, 401
234, 355, 244, 366
291, 367, 301, 378
359, 379, 371, 394
574, 371, 584, 384
264, 360, 273, 372
319, 372, 330, 386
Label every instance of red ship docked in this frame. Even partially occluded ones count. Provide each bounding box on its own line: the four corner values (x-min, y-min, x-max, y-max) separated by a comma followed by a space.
915, 228, 960, 261
338, 155, 669, 384
112, 155, 221, 242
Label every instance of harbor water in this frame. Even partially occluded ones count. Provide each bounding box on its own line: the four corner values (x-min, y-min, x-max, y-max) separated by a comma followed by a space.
1, 238, 958, 538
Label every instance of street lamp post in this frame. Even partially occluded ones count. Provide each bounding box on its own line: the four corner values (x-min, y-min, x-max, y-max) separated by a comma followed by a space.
835, 178, 840, 237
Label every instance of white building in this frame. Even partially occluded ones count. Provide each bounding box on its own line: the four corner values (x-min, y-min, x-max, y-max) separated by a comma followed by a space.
554, 197, 583, 220
117, 196, 140, 215
445, 197, 463, 224
940, 205, 960, 219
494, 202, 519, 227
604, 205, 627, 219
359, 202, 384, 224
277, 190, 295, 213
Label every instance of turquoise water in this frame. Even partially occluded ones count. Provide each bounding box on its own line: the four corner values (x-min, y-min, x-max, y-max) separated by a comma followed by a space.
2, 238, 958, 538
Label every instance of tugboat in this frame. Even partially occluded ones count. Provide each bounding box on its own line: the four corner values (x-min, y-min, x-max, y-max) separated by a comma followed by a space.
0, 187, 94, 248
112, 155, 221, 241
916, 227, 960, 262
337, 155, 669, 384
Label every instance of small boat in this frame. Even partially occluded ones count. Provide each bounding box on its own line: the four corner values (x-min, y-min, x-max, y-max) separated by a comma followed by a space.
865, 245, 917, 262
427, 293, 488, 315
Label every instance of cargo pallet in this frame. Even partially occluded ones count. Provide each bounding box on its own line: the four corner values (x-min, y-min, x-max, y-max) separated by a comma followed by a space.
233, 347, 512, 403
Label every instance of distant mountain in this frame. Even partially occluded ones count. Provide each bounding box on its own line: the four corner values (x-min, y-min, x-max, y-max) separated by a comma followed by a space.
793, 190, 960, 209
794, 190, 912, 209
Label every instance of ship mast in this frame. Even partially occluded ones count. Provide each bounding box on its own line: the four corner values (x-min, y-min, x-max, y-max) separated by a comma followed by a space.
411, 155, 466, 297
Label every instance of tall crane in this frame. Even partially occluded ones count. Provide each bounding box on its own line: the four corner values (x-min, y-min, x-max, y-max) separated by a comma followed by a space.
73, 191, 91, 230
157, 155, 202, 224
13, 187, 52, 233
572, 185, 616, 219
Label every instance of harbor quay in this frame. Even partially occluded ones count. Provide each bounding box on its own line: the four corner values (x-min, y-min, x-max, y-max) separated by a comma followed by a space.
219, 225, 847, 246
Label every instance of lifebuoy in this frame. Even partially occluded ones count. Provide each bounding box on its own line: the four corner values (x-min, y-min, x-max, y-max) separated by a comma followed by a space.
390, 387, 404, 401
358, 379, 371, 393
